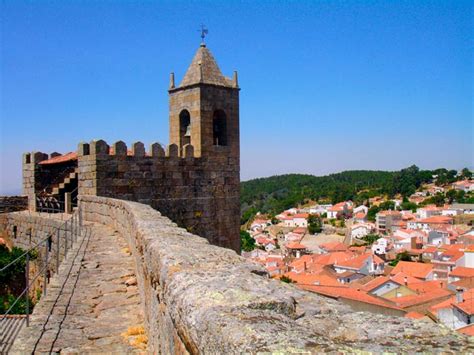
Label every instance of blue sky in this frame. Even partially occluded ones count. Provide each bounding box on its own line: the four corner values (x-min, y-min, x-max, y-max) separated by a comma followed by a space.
1, 0, 472, 194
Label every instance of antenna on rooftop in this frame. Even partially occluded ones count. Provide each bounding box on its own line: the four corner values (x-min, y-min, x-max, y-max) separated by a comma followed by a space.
198, 24, 208, 44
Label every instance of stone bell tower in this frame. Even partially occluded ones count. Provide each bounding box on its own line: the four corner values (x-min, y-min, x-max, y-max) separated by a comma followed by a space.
168, 43, 240, 159
167, 43, 241, 252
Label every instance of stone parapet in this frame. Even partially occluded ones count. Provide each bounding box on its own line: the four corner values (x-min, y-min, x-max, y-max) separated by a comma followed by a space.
79, 195, 474, 353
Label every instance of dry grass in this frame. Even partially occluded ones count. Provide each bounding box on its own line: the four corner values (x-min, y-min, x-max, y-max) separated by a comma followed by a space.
130, 334, 148, 349
124, 325, 145, 336
122, 325, 147, 350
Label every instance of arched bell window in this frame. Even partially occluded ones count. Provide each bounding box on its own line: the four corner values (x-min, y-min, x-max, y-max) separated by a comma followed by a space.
179, 110, 191, 147
213, 110, 227, 146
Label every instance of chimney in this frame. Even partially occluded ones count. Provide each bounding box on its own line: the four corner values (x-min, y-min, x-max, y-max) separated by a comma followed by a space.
456, 287, 464, 304
396, 291, 402, 298
404, 276, 408, 286
304, 261, 307, 272
169, 72, 175, 89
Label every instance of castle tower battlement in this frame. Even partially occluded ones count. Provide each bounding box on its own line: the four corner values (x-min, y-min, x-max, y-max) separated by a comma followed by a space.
22, 44, 241, 252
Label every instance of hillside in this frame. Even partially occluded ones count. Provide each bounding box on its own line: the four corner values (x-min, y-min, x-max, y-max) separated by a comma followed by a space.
240, 166, 466, 223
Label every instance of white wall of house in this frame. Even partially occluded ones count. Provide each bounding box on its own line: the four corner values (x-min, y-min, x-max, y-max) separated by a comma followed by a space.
372, 238, 388, 254
442, 209, 462, 216
327, 210, 339, 219
293, 218, 308, 227
463, 251, 474, 268
436, 308, 465, 330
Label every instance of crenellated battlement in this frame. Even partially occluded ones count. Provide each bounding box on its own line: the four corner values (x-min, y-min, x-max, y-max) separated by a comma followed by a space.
75, 138, 239, 251
77, 139, 195, 159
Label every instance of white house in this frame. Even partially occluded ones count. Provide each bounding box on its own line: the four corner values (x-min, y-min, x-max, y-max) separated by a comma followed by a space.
309, 204, 332, 215
417, 205, 442, 219
327, 202, 350, 219
407, 216, 453, 232
451, 204, 474, 215
431, 290, 474, 330
453, 180, 474, 192
442, 206, 463, 216
427, 230, 450, 246
350, 223, 375, 240
333, 253, 384, 276
372, 237, 389, 255
463, 246, 474, 268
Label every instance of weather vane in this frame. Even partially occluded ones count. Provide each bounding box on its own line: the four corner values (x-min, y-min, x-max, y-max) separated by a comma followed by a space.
198, 24, 208, 43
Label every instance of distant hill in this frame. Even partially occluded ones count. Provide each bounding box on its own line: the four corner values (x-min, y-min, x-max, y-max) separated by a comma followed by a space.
240, 166, 468, 224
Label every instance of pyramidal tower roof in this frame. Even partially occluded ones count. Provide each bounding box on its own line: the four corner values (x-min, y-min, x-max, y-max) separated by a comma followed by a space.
178, 44, 234, 88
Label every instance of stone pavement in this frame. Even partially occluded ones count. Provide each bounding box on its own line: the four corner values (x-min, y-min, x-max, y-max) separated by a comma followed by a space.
10, 222, 145, 354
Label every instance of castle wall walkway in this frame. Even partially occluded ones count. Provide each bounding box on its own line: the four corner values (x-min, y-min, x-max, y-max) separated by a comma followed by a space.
9, 219, 144, 354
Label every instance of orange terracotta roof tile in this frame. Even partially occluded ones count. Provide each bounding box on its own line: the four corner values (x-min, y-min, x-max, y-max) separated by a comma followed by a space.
405, 311, 425, 319
457, 324, 474, 336
320, 242, 348, 252
312, 251, 354, 266
390, 288, 452, 308
390, 272, 421, 285
284, 271, 340, 287
335, 253, 381, 270
300, 284, 403, 310
419, 216, 453, 224
391, 261, 433, 280
406, 280, 445, 293
38, 152, 78, 165
286, 242, 307, 249
362, 276, 392, 291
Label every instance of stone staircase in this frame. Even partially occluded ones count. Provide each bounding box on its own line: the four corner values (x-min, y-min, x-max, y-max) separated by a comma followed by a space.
51, 168, 79, 196
36, 167, 79, 213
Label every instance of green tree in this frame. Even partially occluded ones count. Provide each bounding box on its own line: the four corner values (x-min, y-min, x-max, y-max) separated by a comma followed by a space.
389, 251, 411, 266
280, 275, 294, 283
307, 214, 323, 234
361, 234, 381, 245
367, 206, 380, 222
446, 189, 457, 203
379, 200, 396, 211
400, 201, 417, 212
240, 230, 255, 252
427, 193, 446, 207
461, 168, 472, 180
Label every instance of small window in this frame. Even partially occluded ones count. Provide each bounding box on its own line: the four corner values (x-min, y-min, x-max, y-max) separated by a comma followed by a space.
213, 110, 227, 146
13, 226, 17, 239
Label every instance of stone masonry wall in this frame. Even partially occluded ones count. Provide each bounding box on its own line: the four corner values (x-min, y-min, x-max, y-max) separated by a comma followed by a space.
79, 195, 473, 353
0, 211, 76, 293
0, 196, 28, 213
77, 140, 240, 252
